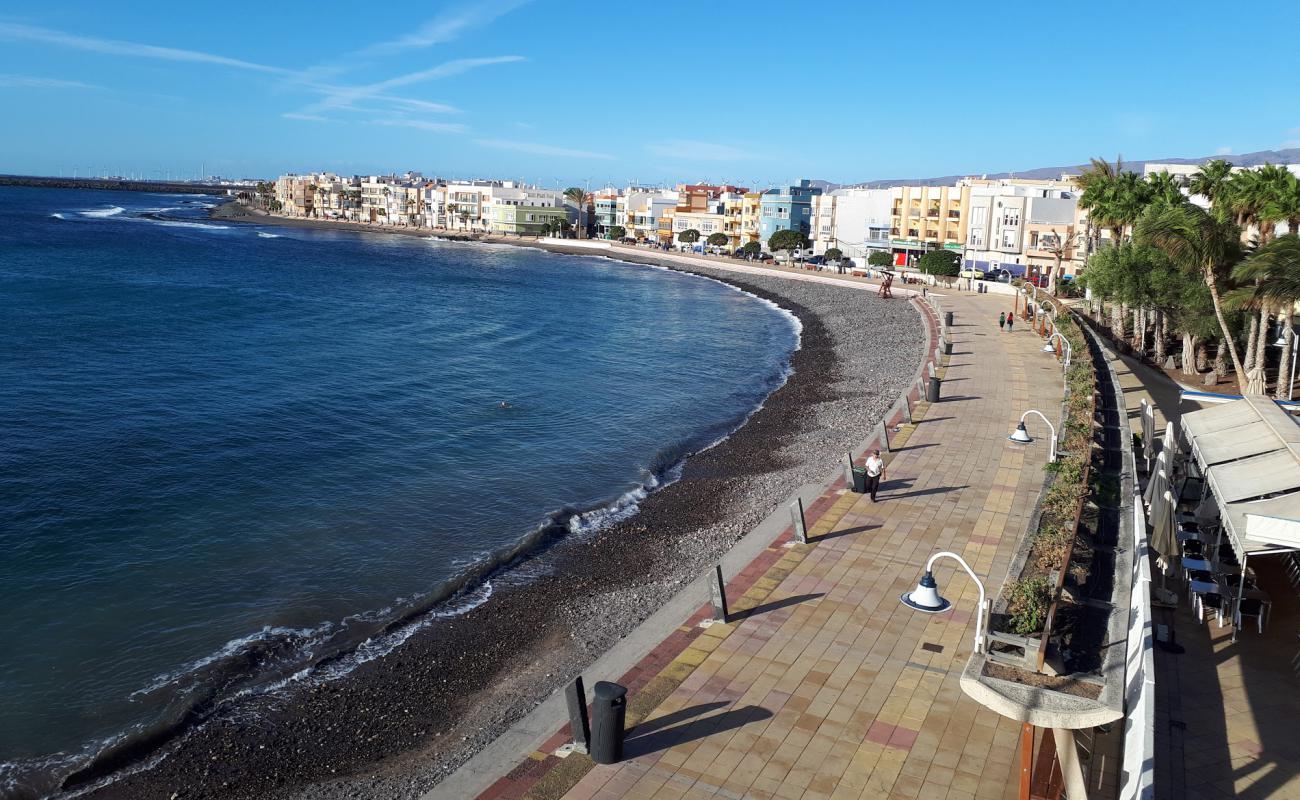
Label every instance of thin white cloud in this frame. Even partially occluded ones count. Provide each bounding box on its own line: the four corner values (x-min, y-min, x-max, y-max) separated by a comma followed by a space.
282, 112, 327, 122
370, 119, 470, 135
300, 56, 525, 114
357, 0, 531, 56
0, 73, 98, 90
475, 138, 614, 160
647, 139, 756, 161
1215, 146, 1233, 155
379, 96, 460, 114
0, 22, 292, 75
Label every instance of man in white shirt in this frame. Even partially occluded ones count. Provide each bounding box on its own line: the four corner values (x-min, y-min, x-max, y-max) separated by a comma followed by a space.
864, 449, 886, 502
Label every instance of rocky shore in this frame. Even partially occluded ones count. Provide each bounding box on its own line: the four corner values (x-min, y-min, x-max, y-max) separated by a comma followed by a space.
76, 207, 924, 800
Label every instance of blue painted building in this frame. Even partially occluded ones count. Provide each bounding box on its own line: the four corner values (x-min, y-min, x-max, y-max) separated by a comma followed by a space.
759, 179, 822, 246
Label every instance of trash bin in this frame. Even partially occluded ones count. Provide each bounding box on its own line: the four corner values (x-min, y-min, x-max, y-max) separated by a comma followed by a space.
851, 466, 868, 493
590, 681, 627, 764
926, 376, 941, 403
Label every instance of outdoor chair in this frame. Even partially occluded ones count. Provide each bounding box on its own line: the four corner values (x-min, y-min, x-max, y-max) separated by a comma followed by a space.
1195, 592, 1228, 627
1235, 599, 1266, 634
1181, 539, 1205, 558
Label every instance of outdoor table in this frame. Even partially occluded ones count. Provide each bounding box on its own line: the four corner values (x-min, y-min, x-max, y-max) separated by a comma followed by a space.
1187, 578, 1221, 613
1177, 529, 1204, 544
1182, 556, 1212, 575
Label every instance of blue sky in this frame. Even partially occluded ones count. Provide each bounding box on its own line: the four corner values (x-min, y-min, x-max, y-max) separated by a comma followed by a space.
1, 0, 1297, 185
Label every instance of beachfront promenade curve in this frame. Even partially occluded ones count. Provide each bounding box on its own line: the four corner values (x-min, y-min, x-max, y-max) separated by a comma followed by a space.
430, 287, 1067, 800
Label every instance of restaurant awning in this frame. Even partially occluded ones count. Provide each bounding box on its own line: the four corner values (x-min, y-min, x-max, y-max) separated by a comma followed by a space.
1180, 395, 1300, 555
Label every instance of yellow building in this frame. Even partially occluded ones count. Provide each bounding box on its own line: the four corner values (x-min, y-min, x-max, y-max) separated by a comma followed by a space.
888, 184, 970, 264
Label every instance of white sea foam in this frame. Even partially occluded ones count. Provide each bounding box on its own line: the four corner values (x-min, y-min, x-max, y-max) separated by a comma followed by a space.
150, 219, 230, 231
79, 206, 124, 218
256, 232, 282, 239
128, 625, 332, 700
50, 212, 68, 220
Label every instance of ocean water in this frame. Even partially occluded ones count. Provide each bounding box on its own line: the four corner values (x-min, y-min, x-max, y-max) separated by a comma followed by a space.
0, 187, 799, 795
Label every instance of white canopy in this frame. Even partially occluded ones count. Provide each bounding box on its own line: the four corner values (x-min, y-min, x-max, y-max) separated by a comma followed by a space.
1181, 396, 1300, 555
1184, 395, 1300, 470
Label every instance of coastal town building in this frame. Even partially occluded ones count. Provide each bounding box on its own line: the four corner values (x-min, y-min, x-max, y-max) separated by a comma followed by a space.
759, 179, 821, 242
809, 188, 893, 259
888, 183, 969, 266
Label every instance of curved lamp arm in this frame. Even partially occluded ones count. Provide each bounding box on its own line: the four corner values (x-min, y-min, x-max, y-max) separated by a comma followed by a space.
1045, 331, 1072, 368
925, 551, 988, 654
1020, 409, 1058, 461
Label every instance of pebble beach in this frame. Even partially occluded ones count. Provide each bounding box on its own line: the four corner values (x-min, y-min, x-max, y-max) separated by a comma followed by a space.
77, 209, 926, 800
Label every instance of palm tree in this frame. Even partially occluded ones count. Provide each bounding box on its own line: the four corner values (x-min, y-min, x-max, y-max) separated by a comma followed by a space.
1077, 156, 1122, 252
1045, 226, 1080, 295
1231, 236, 1300, 399
1145, 170, 1186, 208
1137, 203, 1249, 393
1189, 159, 1233, 209
563, 187, 586, 238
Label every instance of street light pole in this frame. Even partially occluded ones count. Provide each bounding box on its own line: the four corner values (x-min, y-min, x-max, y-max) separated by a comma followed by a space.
1009, 409, 1058, 462
900, 551, 989, 654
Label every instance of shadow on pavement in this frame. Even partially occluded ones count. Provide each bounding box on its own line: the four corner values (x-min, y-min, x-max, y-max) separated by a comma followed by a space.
623, 705, 773, 759
731, 592, 824, 620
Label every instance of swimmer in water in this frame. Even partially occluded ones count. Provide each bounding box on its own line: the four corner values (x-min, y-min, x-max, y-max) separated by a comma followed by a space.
499, 400, 511, 409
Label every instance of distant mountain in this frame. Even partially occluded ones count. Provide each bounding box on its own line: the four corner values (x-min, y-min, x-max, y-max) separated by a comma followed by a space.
841, 147, 1300, 189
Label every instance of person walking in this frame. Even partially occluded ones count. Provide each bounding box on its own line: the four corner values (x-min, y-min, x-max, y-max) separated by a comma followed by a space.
864, 449, 886, 502
1006, 312, 1015, 333
998, 312, 1006, 332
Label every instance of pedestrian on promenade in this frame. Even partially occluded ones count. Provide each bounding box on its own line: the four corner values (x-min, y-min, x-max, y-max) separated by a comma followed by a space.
864, 449, 886, 502
1006, 312, 1015, 333
998, 312, 1006, 332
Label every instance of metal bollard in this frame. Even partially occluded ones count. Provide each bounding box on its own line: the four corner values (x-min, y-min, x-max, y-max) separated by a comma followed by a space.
710, 565, 729, 621
944, 311, 954, 327
902, 395, 913, 424
877, 420, 891, 453
565, 677, 591, 753
843, 452, 855, 486
590, 681, 628, 765
943, 338, 953, 355
790, 498, 808, 544
926, 376, 941, 403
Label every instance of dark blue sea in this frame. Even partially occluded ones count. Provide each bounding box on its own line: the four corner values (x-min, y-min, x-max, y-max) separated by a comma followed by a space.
0, 187, 799, 794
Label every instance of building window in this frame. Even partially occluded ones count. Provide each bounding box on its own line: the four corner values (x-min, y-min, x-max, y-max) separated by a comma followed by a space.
1002, 208, 1020, 227
1001, 228, 1018, 248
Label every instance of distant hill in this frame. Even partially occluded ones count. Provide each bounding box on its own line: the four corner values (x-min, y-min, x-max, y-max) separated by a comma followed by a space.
829, 147, 1300, 189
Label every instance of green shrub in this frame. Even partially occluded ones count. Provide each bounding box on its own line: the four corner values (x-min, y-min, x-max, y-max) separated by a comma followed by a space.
1007, 577, 1053, 635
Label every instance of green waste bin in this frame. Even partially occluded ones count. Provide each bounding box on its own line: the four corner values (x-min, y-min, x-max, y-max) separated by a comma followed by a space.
851, 466, 868, 493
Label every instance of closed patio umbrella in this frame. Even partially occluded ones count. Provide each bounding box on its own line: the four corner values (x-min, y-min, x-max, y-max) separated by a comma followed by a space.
1151, 488, 1178, 576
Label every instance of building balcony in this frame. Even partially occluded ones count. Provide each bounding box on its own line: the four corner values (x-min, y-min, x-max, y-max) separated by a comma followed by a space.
948, 211, 961, 219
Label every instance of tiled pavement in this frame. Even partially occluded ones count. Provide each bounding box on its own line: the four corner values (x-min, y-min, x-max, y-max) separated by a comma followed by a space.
480, 290, 1069, 800
1082, 325, 1300, 800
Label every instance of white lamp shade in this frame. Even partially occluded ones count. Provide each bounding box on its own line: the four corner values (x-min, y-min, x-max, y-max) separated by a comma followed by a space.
1042, 342, 1056, 352
1008, 422, 1033, 444
900, 571, 951, 613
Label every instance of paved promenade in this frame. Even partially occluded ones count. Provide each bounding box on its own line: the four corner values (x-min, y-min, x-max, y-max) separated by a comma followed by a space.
477, 290, 1067, 800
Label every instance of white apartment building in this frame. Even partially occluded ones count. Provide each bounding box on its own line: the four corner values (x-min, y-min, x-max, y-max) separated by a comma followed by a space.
623, 189, 678, 241
812, 188, 892, 259
961, 178, 1080, 278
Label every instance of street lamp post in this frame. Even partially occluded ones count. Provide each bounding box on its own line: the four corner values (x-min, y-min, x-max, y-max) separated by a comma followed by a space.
1008, 409, 1057, 462
900, 551, 989, 654
1043, 331, 1072, 369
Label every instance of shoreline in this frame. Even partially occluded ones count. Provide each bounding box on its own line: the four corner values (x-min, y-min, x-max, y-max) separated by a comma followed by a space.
69, 203, 925, 800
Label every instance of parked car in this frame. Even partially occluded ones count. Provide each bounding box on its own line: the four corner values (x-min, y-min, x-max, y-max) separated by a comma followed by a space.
958, 268, 983, 279
985, 268, 1012, 283
757, 253, 774, 261
805, 255, 825, 265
